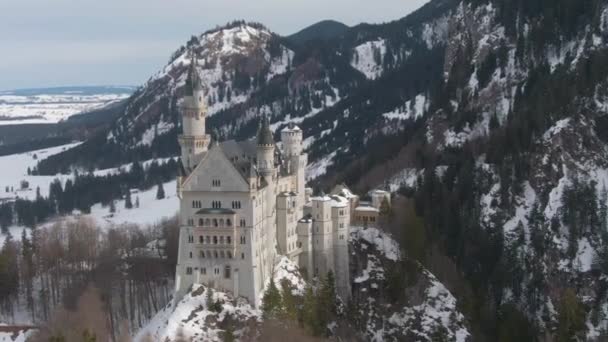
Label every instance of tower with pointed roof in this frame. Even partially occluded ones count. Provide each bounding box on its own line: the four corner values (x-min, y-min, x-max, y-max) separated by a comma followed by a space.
179, 53, 210, 172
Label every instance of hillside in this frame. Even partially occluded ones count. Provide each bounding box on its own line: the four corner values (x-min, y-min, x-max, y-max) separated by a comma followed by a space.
286, 20, 350, 45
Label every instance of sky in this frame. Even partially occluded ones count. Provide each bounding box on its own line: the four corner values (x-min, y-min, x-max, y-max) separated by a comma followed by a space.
0, 0, 429, 91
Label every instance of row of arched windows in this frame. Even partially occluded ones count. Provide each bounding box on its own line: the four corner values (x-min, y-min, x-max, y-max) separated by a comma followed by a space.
198, 218, 232, 227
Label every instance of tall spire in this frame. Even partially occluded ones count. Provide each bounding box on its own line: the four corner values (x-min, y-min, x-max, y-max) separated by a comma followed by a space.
257, 115, 274, 146
185, 50, 202, 96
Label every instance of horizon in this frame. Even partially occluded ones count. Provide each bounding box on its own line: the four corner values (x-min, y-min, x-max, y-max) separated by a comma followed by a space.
0, 0, 429, 91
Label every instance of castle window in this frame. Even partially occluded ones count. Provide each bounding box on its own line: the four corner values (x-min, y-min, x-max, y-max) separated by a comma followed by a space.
227, 251, 232, 259
214, 268, 220, 275
186, 267, 193, 275
227, 236, 232, 244
189, 252, 193, 258
212, 179, 221, 187
219, 219, 224, 227
214, 251, 218, 258
188, 235, 194, 243
240, 219, 246, 227
199, 236, 204, 243
240, 236, 246, 244
199, 218, 204, 226
226, 219, 232, 226
213, 219, 218, 227
200, 250, 205, 258
201, 267, 207, 275
224, 266, 231, 279
232, 201, 242, 209
241, 253, 245, 259
213, 236, 218, 244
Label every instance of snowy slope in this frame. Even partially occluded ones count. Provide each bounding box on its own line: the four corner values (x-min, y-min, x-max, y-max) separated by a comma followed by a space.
135, 256, 304, 342
0, 87, 132, 125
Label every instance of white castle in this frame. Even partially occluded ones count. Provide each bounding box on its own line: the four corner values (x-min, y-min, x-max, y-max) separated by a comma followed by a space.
174, 57, 351, 306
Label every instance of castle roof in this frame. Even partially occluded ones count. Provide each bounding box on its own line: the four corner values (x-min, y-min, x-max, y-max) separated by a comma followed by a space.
281, 123, 301, 133
257, 115, 274, 146
184, 53, 203, 96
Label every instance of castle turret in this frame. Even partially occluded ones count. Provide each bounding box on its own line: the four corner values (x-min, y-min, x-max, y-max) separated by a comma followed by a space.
256, 116, 275, 178
179, 53, 211, 172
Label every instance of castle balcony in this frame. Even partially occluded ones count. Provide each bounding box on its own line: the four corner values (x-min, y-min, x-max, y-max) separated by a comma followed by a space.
193, 207, 239, 255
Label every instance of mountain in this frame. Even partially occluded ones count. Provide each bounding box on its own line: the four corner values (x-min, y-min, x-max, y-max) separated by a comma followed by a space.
26, 0, 608, 340
286, 20, 350, 45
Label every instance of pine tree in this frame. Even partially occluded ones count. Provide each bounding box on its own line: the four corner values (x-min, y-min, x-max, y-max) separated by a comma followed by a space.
124, 191, 133, 209
280, 278, 298, 321
557, 288, 585, 342
302, 286, 320, 335
262, 279, 283, 319
156, 182, 165, 200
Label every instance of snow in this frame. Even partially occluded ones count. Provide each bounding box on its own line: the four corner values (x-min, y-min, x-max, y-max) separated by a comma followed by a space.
503, 181, 537, 238
0, 142, 82, 202
137, 120, 175, 147
544, 173, 571, 221
382, 94, 428, 121
351, 39, 387, 80
543, 118, 571, 141
385, 168, 421, 192
85, 180, 178, 229
421, 16, 449, 50
387, 276, 470, 342
351, 226, 400, 261
0, 327, 34, 342
135, 284, 260, 342
0, 91, 130, 125
574, 238, 595, 273
306, 150, 337, 180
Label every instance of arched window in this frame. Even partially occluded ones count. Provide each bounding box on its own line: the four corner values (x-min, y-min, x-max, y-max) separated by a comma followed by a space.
213, 219, 218, 227
198, 218, 204, 226
226, 219, 232, 226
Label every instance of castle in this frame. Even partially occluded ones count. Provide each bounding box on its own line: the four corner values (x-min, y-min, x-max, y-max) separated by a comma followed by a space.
174, 57, 351, 306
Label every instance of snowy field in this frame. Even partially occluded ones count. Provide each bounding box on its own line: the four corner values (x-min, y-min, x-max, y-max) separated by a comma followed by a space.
0, 143, 179, 244
0, 87, 132, 125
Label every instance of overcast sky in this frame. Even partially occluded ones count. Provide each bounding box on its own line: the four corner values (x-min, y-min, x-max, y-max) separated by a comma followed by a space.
0, 0, 429, 91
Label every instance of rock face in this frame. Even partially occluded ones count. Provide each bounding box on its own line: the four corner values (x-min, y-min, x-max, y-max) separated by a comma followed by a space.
349, 227, 470, 342
135, 230, 469, 341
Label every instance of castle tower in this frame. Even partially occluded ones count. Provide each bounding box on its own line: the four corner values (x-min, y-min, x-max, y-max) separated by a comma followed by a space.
179, 54, 211, 172
256, 116, 275, 178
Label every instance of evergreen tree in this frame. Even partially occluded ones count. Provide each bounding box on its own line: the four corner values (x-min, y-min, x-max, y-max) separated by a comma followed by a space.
302, 286, 321, 335
557, 288, 585, 342
262, 279, 283, 319
124, 190, 133, 210
279, 278, 298, 321
156, 182, 165, 200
